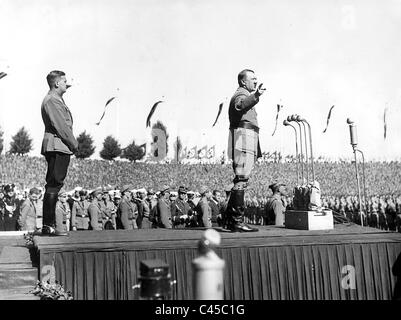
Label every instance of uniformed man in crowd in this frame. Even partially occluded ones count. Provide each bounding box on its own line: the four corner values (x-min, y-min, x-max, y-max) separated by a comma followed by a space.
71, 189, 90, 231
186, 190, 199, 227
157, 186, 172, 228
102, 188, 117, 230
55, 190, 71, 234
88, 188, 104, 231
116, 185, 138, 230
171, 186, 191, 229
196, 186, 213, 228
264, 183, 287, 226
136, 188, 152, 229
1, 184, 19, 231
146, 189, 158, 228
18, 187, 42, 232
209, 190, 224, 227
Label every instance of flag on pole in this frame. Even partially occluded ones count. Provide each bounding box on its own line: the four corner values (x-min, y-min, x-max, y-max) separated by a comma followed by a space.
96, 96, 117, 125
188, 146, 197, 159
207, 145, 215, 159
197, 145, 208, 159
323, 105, 335, 133
272, 104, 283, 136
384, 107, 388, 139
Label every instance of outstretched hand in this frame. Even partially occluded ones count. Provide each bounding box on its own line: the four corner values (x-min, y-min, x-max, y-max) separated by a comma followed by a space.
255, 83, 266, 97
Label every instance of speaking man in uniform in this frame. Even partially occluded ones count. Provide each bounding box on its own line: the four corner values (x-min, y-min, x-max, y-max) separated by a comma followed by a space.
225, 69, 266, 232
41, 70, 78, 236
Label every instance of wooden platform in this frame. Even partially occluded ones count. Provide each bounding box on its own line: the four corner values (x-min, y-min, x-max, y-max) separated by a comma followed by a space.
33, 224, 401, 300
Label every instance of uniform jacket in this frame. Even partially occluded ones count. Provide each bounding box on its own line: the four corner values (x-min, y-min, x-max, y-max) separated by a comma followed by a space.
157, 198, 172, 228
196, 197, 212, 228
264, 194, 286, 226
18, 198, 40, 231
55, 201, 71, 232
136, 199, 152, 229
88, 200, 104, 230
228, 86, 259, 128
41, 90, 78, 155
117, 199, 138, 230
171, 198, 191, 228
71, 199, 90, 230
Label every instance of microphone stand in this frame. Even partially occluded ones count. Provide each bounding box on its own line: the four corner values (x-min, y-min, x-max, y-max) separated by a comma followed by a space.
283, 120, 300, 185
291, 116, 305, 184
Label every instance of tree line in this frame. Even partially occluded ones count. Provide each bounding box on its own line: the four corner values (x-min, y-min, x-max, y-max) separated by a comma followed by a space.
0, 125, 154, 162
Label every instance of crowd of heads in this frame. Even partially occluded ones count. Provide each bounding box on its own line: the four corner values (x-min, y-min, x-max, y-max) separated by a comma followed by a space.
1, 154, 401, 232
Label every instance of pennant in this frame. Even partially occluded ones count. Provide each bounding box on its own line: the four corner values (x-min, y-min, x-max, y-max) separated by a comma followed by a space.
197, 145, 208, 159
188, 146, 197, 159
146, 100, 163, 128
384, 107, 388, 139
272, 104, 283, 136
96, 96, 116, 125
323, 105, 335, 133
212, 102, 224, 127
207, 145, 215, 159
0, 72, 7, 80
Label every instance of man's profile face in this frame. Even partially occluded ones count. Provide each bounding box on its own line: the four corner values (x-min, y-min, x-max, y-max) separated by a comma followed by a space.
213, 192, 221, 202
242, 71, 258, 92
56, 75, 68, 93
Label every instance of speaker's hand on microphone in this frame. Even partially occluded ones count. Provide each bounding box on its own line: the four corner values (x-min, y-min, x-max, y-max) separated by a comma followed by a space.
255, 83, 266, 97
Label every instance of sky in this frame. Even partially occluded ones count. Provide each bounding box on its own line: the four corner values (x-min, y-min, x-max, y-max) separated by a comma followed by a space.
0, 0, 401, 161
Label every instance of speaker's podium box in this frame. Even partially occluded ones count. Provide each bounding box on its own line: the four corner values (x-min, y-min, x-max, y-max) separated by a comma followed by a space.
285, 209, 334, 230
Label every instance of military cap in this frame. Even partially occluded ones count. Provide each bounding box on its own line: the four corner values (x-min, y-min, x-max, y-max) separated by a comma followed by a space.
147, 188, 155, 195
91, 188, 103, 197
58, 190, 68, 197
137, 188, 147, 194
29, 187, 41, 195
170, 191, 178, 197
79, 190, 87, 196
160, 185, 170, 193
269, 182, 286, 192
74, 186, 83, 192
114, 192, 121, 199
178, 186, 187, 194
121, 184, 133, 193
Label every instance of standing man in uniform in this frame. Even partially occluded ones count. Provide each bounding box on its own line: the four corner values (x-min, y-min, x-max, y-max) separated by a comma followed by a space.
171, 186, 191, 228
88, 189, 104, 230
157, 186, 172, 229
116, 186, 138, 230
226, 69, 266, 232
196, 186, 213, 228
264, 183, 287, 226
41, 70, 78, 236
71, 190, 90, 231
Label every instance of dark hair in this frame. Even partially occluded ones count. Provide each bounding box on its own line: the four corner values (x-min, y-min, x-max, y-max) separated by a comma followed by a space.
46, 70, 65, 89
237, 69, 254, 86
213, 190, 221, 196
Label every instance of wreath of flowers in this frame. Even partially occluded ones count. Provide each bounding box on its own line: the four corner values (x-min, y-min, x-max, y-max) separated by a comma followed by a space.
29, 280, 73, 300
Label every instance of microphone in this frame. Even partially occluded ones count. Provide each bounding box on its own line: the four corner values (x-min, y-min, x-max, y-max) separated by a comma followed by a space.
347, 118, 358, 147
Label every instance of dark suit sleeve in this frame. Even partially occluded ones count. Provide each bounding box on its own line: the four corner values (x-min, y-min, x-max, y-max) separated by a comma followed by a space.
234, 92, 259, 113
44, 98, 78, 151
88, 204, 100, 230
158, 201, 171, 228
119, 202, 130, 229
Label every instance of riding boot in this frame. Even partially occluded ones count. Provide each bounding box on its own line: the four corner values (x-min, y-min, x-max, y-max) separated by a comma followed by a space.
42, 192, 67, 236
226, 189, 258, 232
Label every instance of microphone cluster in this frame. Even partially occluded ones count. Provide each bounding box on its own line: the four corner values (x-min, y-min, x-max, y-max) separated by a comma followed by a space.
283, 114, 315, 185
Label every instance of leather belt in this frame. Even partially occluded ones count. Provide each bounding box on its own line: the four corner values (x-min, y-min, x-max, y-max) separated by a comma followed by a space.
76, 214, 88, 218
230, 121, 259, 133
